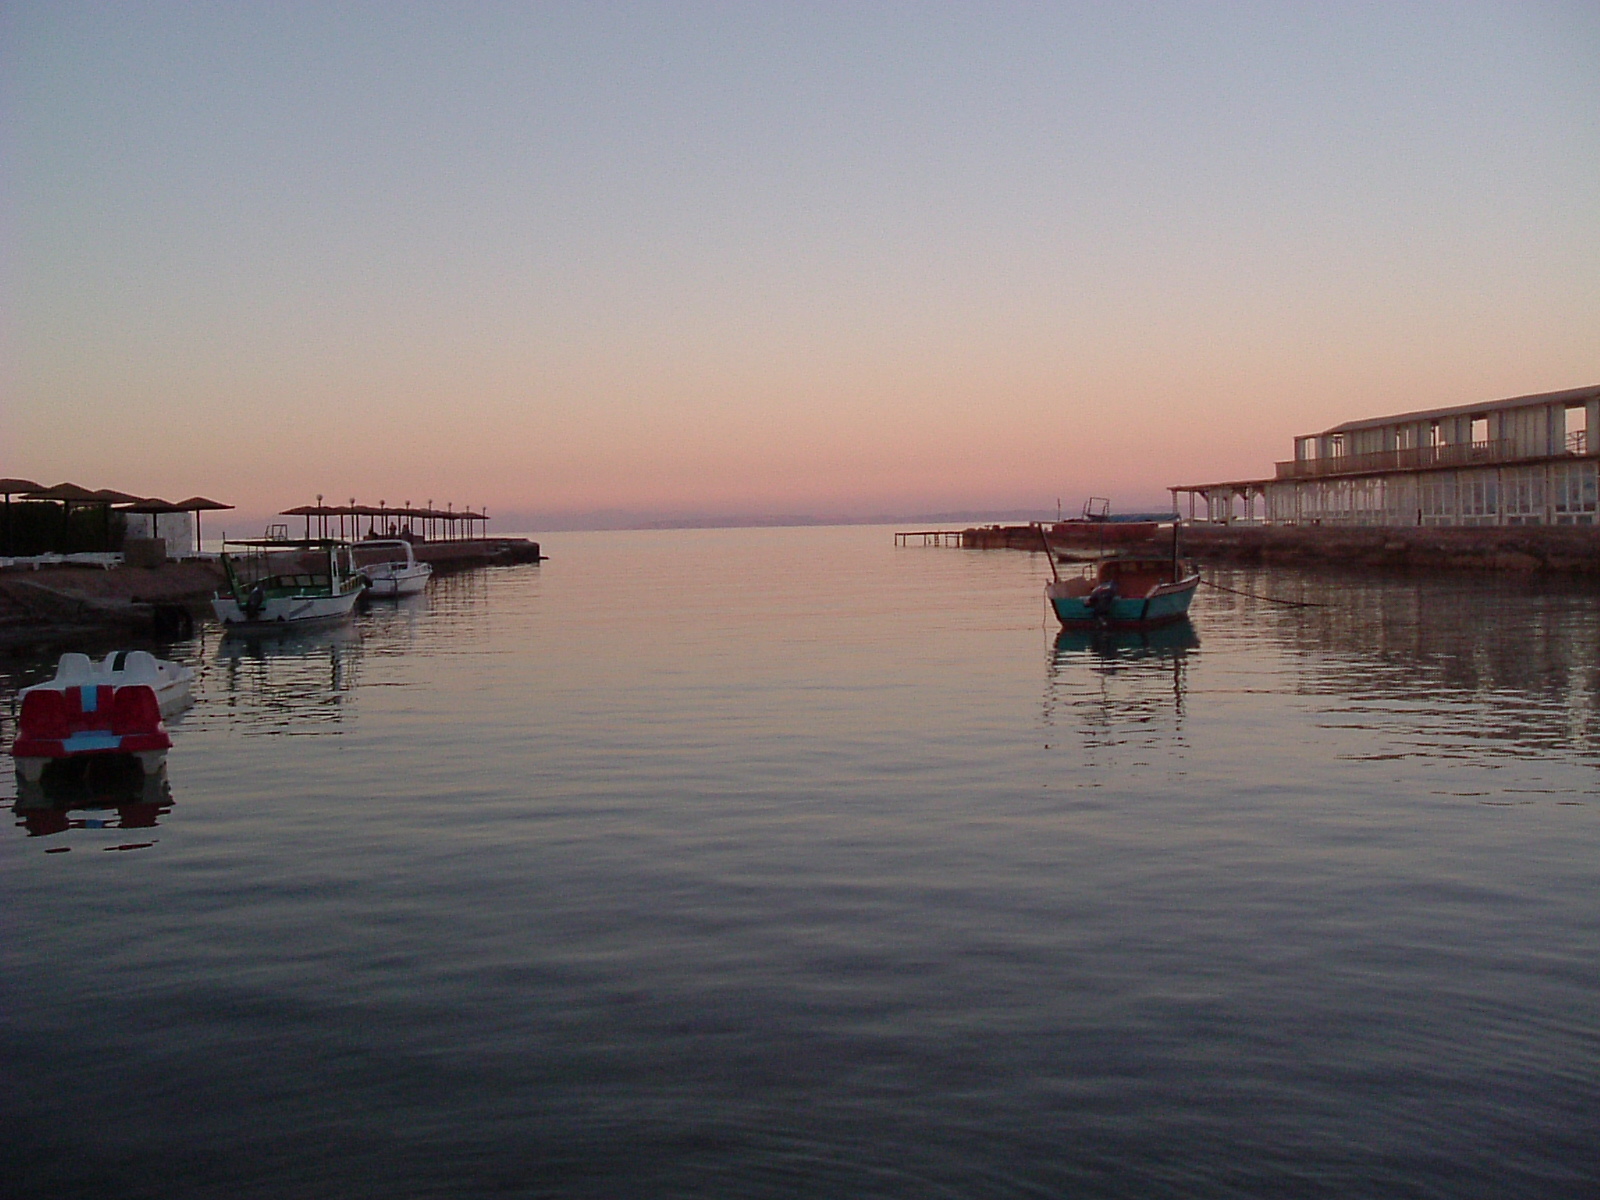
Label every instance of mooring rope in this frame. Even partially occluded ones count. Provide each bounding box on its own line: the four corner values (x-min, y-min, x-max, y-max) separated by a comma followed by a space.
1200, 577, 1328, 607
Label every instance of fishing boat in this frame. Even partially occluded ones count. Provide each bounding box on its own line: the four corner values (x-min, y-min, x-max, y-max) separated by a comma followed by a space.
352, 538, 432, 597
212, 538, 367, 631
10, 652, 182, 782
1040, 515, 1200, 631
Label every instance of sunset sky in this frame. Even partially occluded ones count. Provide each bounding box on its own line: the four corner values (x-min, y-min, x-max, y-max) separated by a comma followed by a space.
5, 2, 1598, 529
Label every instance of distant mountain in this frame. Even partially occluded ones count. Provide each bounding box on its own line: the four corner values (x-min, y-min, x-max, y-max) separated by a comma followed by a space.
489, 501, 1178, 534
633, 510, 1058, 531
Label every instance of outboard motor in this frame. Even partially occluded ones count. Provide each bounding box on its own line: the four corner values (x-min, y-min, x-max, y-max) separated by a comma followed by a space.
1087, 579, 1119, 619
243, 584, 267, 620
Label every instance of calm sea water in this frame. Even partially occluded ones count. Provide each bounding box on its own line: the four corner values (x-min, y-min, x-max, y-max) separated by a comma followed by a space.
3, 526, 1598, 1198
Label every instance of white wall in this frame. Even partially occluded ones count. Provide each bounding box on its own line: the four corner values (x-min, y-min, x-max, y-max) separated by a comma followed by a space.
124, 511, 196, 553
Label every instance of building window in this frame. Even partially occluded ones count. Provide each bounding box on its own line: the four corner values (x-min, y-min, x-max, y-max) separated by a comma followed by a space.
1460, 474, 1498, 523
1566, 405, 1587, 455
1552, 461, 1598, 523
1501, 467, 1544, 525
1420, 478, 1456, 524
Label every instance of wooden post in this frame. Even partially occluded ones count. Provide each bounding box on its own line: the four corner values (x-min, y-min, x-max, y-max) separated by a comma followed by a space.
1036, 523, 1060, 583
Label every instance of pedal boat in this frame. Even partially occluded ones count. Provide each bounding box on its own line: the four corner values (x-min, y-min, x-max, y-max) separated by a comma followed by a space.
11, 652, 185, 782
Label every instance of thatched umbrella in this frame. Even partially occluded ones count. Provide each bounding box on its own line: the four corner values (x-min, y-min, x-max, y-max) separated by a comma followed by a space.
175, 496, 234, 555
87, 488, 145, 549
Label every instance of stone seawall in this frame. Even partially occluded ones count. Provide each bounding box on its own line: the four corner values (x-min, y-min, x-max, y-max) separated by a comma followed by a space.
412, 538, 543, 569
1182, 524, 1600, 574
957, 522, 1600, 574
962, 525, 1050, 550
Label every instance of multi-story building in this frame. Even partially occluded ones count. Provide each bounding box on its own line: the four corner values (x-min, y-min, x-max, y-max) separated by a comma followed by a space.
1171, 384, 1600, 527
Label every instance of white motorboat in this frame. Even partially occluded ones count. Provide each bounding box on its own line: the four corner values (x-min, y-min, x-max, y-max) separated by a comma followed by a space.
212, 539, 368, 631
352, 539, 432, 597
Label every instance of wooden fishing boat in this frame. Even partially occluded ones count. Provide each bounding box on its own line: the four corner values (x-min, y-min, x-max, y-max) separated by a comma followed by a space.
1039, 514, 1200, 631
1046, 554, 1200, 630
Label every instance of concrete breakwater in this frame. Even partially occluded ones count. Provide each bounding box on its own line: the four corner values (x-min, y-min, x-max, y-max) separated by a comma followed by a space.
412, 537, 543, 568
958, 522, 1600, 574
1178, 524, 1600, 573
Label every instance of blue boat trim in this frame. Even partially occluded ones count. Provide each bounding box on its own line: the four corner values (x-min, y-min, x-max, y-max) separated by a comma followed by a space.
1047, 573, 1200, 631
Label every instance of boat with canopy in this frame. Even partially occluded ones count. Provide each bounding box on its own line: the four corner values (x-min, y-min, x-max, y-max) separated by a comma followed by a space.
211, 538, 367, 631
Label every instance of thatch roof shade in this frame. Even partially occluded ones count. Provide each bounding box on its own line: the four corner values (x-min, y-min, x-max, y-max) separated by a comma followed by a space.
24, 481, 102, 502
0, 478, 43, 494
176, 496, 234, 511
90, 487, 147, 504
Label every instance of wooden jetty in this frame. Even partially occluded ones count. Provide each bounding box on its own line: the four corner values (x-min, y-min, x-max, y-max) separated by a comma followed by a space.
895, 526, 1051, 549
894, 530, 965, 547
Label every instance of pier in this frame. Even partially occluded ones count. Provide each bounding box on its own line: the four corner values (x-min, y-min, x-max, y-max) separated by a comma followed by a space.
895, 526, 1052, 549
894, 530, 965, 547
281, 499, 493, 544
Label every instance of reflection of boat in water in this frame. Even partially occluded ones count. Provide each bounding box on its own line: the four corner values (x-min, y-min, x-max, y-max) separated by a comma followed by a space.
212, 623, 362, 734
1054, 618, 1200, 660
13, 757, 173, 841
10, 651, 181, 783
212, 539, 368, 632
1044, 617, 1196, 760
351, 538, 432, 597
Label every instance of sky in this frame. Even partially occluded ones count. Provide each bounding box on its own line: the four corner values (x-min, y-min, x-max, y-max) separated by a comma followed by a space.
4, 1, 1598, 530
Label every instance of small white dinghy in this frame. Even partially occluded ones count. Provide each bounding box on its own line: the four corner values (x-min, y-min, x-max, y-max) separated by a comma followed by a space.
352, 539, 433, 597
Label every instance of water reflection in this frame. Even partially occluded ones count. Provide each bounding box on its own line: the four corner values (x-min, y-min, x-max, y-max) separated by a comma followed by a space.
1052, 618, 1200, 661
206, 624, 364, 735
1043, 619, 1195, 762
13, 759, 173, 845
1203, 568, 1600, 766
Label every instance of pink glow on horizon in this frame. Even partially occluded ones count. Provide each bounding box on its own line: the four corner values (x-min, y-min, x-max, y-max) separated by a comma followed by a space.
6, 4, 1597, 526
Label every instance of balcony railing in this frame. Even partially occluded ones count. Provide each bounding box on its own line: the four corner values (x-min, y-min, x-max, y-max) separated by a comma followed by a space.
1275, 437, 1591, 480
